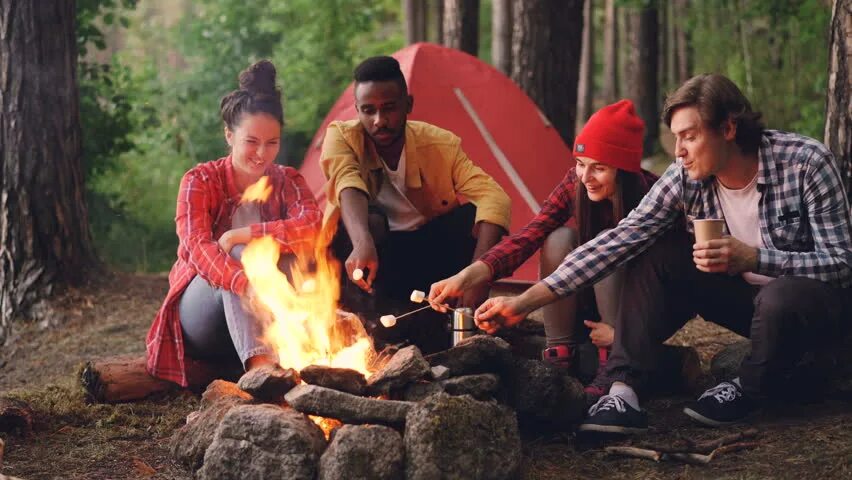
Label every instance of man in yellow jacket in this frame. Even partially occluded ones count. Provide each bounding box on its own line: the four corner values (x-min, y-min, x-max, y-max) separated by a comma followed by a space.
320, 56, 511, 353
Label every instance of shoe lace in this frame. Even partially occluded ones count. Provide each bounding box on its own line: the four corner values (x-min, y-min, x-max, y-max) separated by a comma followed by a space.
588, 394, 627, 416
699, 382, 742, 403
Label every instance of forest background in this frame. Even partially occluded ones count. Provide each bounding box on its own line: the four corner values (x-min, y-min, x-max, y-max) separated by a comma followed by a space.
80, 0, 834, 273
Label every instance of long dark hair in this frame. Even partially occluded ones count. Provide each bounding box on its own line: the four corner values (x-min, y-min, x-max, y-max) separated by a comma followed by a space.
575, 169, 647, 243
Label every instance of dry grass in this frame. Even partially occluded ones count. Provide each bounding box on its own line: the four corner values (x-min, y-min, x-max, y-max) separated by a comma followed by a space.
1, 272, 851, 479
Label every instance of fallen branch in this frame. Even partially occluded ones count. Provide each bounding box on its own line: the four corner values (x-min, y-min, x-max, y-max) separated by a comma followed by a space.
605, 446, 662, 462
607, 439, 760, 466
639, 428, 759, 454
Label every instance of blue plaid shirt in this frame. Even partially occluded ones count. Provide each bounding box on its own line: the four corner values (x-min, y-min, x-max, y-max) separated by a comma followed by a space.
544, 130, 852, 295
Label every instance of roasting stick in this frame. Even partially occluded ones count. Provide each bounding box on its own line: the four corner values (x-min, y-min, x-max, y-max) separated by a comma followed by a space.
379, 305, 432, 327
409, 290, 474, 318
380, 290, 476, 328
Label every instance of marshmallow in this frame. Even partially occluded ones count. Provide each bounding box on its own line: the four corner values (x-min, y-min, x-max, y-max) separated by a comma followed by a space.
352, 268, 364, 281
301, 278, 317, 293
410, 289, 426, 303
380, 314, 397, 328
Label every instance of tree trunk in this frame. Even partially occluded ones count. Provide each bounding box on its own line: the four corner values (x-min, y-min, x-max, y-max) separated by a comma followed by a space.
674, 0, 690, 84
577, 0, 595, 129
404, 0, 427, 45
601, 0, 618, 103
431, 0, 445, 44
637, 5, 659, 156
443, 0, 480, 56
491, 0, 513, 74
0, 0, 96, 342
511, 0, 585, 147
665, 0, 676, 91
825, 0, 852, 197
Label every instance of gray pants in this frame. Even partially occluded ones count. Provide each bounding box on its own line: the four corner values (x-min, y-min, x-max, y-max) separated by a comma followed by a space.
178, 244, 279, 369
539, 226, 624, 346
179, 202, 280, 369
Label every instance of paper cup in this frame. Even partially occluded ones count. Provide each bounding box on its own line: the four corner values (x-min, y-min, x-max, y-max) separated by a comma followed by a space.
693, 219, 725, 243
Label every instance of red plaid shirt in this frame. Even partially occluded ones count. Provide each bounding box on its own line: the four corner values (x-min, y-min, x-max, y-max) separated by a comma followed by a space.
479, 168, 658, 279
145, 156, 321, 387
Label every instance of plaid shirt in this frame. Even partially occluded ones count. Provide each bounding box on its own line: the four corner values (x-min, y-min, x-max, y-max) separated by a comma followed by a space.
146, 156, 321, 387
479, 168, 658, 279
544, 130, 852, 296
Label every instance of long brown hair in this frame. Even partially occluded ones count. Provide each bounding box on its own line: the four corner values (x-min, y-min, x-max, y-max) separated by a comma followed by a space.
575, 169, 647, 243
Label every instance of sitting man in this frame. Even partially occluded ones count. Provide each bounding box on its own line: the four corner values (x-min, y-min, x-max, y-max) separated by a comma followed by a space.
320, 55, 510, 354
470, 73, 852, 432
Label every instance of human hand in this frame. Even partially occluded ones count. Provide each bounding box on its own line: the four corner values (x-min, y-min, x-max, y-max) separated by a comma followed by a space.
583, 320, 614, 348
218, 230, 236, 253
346, 240, 379, 293
473, 296, 529, 334
461, 282, 491, 311
693, 236, 758, 274
428, 262, 491, 312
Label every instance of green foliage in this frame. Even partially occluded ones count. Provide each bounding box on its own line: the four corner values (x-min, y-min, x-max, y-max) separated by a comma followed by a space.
685, 0, 830, 139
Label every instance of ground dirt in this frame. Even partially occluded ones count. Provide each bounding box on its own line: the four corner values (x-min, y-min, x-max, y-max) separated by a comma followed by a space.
1, 272, 850, 479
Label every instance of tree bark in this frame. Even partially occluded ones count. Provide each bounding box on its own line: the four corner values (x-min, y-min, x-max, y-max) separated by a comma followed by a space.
443, 0, 480, 56
577, 0, 595, 128
638, 5, 659, 156
825, 0, 852, 196
601, 0, 618, 103
674, 0, 690, 84
511, 0, 585, 147
625, 5, 659, 157
431, 0, 445, 44
491, 0, 513, 74
404, 0, 427, 45
0, 0, 96, 342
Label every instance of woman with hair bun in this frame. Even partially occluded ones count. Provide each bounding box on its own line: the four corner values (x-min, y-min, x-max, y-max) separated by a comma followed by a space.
146, 60, 322, 387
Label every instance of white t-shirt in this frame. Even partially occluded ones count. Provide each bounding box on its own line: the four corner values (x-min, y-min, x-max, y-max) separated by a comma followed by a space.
715, 173, 774, 285
375, 150, 427, 232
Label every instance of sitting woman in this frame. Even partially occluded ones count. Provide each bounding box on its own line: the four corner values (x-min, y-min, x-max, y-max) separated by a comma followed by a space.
429, 100, 657, 398
146, 60, 322, 387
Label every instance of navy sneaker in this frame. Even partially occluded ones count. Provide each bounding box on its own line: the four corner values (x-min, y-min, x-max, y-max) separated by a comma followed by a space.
683, 381, 757, 427
578, 394, 648, 434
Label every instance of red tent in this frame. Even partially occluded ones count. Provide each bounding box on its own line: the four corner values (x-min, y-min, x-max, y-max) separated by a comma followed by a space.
299, 42, 573, 283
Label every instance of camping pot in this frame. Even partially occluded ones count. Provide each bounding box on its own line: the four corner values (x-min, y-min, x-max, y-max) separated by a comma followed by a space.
452, 308, 477, 346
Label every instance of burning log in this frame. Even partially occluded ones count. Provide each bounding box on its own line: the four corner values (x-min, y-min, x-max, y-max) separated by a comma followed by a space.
237, 365, 300, 402
285, 384, 413, 427
80, 355, 224, 403
299, 365, 367, 396
366, 345, 431, 395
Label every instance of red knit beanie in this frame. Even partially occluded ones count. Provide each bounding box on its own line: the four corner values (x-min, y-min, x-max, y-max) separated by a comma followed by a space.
573, 99, 645, 173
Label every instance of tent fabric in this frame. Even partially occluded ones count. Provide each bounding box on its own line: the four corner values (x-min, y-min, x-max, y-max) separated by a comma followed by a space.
299, 42, 573, 282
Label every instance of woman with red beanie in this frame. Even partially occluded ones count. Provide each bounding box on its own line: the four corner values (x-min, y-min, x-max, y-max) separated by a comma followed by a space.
428, 99, 657, 399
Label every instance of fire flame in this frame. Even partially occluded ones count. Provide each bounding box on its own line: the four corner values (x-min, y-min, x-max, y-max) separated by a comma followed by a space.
238, 176, 374, 377
241, 176, 273, 203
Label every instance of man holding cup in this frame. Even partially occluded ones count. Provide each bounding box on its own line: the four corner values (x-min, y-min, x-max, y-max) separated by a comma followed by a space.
472, 74, 852, 433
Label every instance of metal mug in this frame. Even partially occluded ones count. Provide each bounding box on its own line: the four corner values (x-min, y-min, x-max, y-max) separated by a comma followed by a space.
452, 307, 476, 346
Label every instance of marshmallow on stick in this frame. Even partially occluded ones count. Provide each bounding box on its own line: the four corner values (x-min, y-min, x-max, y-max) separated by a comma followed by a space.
380, 314, 397, 328
352, 268, 364, 281
410, 289, 426, 303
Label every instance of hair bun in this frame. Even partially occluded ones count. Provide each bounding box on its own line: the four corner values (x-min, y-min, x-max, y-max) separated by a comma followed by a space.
238, 60, 278, 95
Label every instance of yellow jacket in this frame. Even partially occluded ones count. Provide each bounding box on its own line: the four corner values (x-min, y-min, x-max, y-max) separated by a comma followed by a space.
320, 119, 511, 231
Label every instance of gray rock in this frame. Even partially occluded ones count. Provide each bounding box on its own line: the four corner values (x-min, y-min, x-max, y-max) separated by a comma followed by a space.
238, 365, 300, 403
430, 365, 450, 381
201, 379, 253, 408
367, 345, 431, 394
425, 335, 514, 377
504, 358, 585, 431
300, 365, 367, 396
286, 384, 414, 427
710, 340, 751, 382
319, 425, 404, 480
172, 393, 252, 471
405, 393, 521, 480
197, 404, 326, 480
404, 374, 502, 402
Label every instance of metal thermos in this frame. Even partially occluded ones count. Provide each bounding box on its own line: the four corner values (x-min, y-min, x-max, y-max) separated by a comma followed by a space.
452, 308, 476, 346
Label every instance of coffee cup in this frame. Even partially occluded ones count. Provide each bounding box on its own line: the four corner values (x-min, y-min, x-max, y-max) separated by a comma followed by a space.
693, 219, 725, 243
